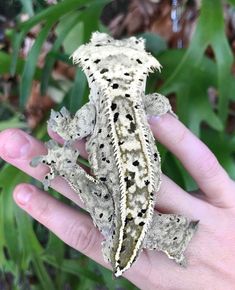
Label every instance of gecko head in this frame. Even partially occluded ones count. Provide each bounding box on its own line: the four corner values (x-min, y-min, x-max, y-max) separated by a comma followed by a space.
90, 31, 146, 52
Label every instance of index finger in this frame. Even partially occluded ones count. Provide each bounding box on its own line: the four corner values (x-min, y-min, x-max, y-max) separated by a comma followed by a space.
149, 114, 235, 208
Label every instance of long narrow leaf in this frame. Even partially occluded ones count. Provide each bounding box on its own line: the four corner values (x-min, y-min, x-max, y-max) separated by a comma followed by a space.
41, 12, 81, 95
19, 0, 96, 31
20, 21, 53, 108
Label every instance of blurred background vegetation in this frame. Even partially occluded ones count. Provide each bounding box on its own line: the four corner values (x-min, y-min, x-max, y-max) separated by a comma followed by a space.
0, 0, 235, 289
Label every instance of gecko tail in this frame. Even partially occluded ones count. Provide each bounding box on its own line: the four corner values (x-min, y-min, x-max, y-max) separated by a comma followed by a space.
144, 212, 199, 266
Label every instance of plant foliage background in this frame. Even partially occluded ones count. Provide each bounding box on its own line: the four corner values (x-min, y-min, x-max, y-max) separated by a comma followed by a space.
0, 0, 235, 289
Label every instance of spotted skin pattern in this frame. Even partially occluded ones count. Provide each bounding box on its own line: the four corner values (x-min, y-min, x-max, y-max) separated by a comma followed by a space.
31, 32, 198, 277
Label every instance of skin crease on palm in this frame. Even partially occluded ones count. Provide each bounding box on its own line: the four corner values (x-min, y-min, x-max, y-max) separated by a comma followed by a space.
0, 113, 235, 290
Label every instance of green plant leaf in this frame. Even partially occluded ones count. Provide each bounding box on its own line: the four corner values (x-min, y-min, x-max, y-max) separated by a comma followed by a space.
20, 20, 53, 108
18, 0, 97, 31
69, 68, 88, 113
158, 0, 233, 134
41, 12, 82, 95
19, 0, 34, 16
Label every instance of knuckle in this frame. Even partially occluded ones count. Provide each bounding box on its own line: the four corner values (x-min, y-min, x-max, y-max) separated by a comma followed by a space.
198, 149, 221, 180
172, 126, 187, 146
65, 220, 98, 254
35, 199, 51, 224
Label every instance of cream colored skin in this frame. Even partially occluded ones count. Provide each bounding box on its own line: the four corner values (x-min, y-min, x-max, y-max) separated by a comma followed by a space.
31, 32, 198, 277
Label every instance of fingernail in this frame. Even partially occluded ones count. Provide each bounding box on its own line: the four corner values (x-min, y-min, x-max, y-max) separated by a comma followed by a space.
147, 115, 161, 124
2, 130, 30, 159
15, 185, 33, 206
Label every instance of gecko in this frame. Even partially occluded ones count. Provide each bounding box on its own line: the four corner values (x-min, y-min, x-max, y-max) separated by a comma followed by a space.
31, 32, 198, 277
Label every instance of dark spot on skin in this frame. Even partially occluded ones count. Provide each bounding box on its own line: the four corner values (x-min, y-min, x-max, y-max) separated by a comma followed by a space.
123, 233, 127, 239
118, 141, 124, 145
173, 237, 177, 240
102, 158, 106, 161
141, 208, 147, 213
42, 160, 46, 163
145, 180, 150, 186
94, 191, 101, 197
124, 72, 130, 76
95, 44, 101, 47
136, 59, 142, 64
100, 177, 107, 182
177, 218, 180, 222
67, 160, 71, 163
125, 216, 133, 225
150, 192, 154, 197
135, 40, 139, 44
94, 59, 100, 64
120, 245, 126, 252
112, 83, 119, 89
114, 112, 119, 122
125, 93, 130, 97
100, 68, 108, 74
107, 134, 110, 138
107, 78, 111, 82
86, 66, 90, 70
139, 79, 143, 82
138, 212, 143, 217
84, 58, 89, 61
117, 259, 121, 264
99, 213, 103, 218
111, 103, 117, 111
134, 105, 140, 109
139, 222, 145, 226
129, 171, 135, 179
89, 74, 93, 78
143, 72, 147, 74
124, 177, 134, 189
133, 160, 139, 166
106, 160, 110, 163
104, 194, 109, 199
108, 215, 112, 222
99, 144, 104, 149
126, 114, 133, 121
45, 176, 48, 179
129, 122, 136, 133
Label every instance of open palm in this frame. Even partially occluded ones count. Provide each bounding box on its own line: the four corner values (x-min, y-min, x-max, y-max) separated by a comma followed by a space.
0, 113, 235, 290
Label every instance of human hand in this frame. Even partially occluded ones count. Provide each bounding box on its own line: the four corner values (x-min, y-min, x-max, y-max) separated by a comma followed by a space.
0, 114, 234, 290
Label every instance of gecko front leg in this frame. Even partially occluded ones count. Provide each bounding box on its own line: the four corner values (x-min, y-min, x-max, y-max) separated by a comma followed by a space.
31, 140, 114, 239
144, 93, 177, 118
48, 101, 96, 141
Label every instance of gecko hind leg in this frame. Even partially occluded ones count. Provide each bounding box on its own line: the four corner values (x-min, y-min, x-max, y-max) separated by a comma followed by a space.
31, 140, 114, 242
144, 212, 199, 266
144, 93, 178, 118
